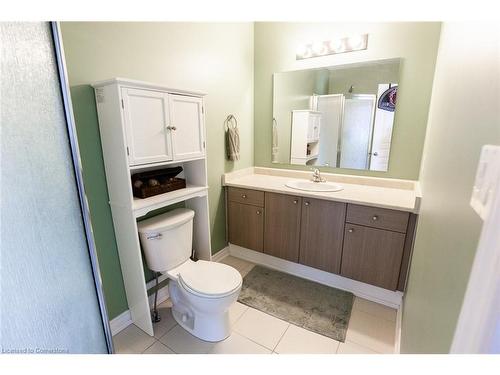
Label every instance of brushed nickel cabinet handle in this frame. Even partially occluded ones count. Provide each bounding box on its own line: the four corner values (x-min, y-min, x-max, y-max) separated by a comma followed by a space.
348, 228, 354, 233
293, 199, 298, 204
171, 126, 177, 131
256, 210, 261, 215
241, 194, 247, 198
372, 215, 378, 221
304, 202, 310, 206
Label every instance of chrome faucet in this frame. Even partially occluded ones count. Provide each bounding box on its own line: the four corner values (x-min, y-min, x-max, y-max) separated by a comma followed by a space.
311, 168, 326, 183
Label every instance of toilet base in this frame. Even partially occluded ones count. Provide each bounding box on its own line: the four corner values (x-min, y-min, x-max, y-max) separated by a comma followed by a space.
171, 307, 231, 342
168, 280, 234, 342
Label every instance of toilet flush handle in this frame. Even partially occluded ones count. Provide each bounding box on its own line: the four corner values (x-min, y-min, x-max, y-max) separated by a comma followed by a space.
146, 233, 163, 240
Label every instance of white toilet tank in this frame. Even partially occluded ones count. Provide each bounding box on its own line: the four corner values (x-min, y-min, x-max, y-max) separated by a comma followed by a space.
137, 208, 195, 272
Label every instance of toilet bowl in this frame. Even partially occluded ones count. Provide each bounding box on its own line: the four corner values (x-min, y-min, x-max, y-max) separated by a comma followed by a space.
137, 208, 242, 342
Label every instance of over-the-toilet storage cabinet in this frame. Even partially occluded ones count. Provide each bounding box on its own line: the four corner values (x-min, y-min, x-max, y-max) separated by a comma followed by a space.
92, 78, 211, 336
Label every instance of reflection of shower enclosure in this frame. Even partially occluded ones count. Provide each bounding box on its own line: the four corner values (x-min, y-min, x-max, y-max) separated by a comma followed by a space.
340, 94, 376, 169
314, 94, 376, 169
310, 85, 396, 170
316, 94, 344, 167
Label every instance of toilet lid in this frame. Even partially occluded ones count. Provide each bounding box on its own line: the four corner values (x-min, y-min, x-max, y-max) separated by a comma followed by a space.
178, 260, 242, 298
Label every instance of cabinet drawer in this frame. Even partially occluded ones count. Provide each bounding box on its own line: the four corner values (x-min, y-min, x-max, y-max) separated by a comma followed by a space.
228, 187, 264, 206
346, 204, 409, 233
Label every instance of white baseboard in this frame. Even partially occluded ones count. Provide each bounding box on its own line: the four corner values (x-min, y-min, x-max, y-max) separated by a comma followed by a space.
229, 244, 403, 309
211, 246, 230, 262
109, 309, 133, 337
110, 282, 170, 336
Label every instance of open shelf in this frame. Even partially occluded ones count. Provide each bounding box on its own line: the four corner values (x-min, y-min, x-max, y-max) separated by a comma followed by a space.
129, 155, 207, 171
306, 154, 319, 162
133, 185, 209, 218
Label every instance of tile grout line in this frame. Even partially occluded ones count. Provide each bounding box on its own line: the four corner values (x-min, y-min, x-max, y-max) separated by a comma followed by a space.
229, 331, 276, 354
155, 321, 179, 341
272, 323, 291, 354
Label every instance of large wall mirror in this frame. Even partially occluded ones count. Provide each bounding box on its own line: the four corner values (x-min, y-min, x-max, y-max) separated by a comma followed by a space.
272, 59, 400, 171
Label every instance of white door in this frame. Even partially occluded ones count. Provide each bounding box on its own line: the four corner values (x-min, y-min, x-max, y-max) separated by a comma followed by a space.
370, 84, 397, 171
122, 88, 172, 166
169, 94, 205, 160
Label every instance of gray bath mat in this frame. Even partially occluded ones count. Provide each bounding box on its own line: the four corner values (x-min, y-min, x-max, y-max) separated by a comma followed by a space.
238, 265, 354, 342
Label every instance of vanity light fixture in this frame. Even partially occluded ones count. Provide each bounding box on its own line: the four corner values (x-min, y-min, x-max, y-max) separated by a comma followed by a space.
296, 34, 368, 60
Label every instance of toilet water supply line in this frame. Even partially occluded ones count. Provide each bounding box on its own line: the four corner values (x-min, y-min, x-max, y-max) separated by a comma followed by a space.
152, 272, 161, 323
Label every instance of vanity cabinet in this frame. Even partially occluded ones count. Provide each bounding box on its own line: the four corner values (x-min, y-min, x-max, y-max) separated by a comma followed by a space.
264, 192, 302, 262
121, 88, 205, 166
341, 224, 406, 290
228, 201, 264, 252
299, 198, 346, 274
340, 204, 410, 290
226, 187, 417, 292
227, 188, 264, 252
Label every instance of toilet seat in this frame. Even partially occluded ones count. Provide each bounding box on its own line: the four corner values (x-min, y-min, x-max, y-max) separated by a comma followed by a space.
168, 260, 242, 299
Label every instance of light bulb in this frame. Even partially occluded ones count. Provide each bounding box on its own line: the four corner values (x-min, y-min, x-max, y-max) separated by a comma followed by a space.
296, 44, 308, 59
312, 42, 325, 56
329, 39, 343, 53
347, 35, 364, 50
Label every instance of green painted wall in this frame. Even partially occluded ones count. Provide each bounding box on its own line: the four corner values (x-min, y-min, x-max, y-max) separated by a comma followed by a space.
254, 22, 441, 180
62, 22, 254, 319
273, 69, 318, 163
70, 85, 129, 318
328, 61, 400, 96
401, 23, 500, 353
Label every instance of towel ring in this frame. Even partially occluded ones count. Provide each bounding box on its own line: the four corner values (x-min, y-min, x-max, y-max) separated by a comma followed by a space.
224, 114, 238, 131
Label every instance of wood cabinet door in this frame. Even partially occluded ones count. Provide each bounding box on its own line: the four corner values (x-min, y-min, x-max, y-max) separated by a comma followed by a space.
122, 88, 172, 166
168, 94, 205, 161
341, 224, 406, 290
264, 192, 302, 262
299, 198, 346, 274
228, 201, 264, 252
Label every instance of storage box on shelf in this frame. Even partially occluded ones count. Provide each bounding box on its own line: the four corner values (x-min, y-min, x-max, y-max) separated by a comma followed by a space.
93, 78, 211, 336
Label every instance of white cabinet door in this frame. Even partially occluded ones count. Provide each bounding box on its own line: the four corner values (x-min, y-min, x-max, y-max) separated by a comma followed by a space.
122, 88, 172, 166
168, 94, 205, 160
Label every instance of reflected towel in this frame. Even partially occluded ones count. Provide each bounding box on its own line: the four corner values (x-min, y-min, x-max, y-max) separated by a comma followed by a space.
272, 118, 279, 163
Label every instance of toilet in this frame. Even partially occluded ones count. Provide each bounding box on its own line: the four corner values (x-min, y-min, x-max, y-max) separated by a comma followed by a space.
137, 208, 242, 342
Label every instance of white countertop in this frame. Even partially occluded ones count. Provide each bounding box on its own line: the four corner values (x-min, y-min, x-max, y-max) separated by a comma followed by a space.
222, 167, 421, 213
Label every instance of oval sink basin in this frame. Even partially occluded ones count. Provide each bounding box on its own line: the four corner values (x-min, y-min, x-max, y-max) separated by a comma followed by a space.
285, 180, 343, 192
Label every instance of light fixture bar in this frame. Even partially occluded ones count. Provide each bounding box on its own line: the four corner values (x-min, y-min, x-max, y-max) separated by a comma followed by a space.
296, 34, 368, 60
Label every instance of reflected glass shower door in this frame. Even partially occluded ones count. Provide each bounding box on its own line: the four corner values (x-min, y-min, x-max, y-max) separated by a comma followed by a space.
1, 23, 110, 353
339, 95, 376, 170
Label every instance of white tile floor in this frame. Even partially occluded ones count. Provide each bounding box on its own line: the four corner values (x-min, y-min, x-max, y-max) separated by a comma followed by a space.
113, 256, 397, 354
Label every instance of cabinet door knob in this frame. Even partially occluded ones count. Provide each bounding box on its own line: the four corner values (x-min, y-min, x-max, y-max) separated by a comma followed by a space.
256, 210, 261, 215
372, 215, 378, 221
166, 125, 172, 130
171, 126, 177, 131
348, 228, 354, 233
293, 199, 298, 204
241, 194, 247, 198
304, 202, 310, 206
